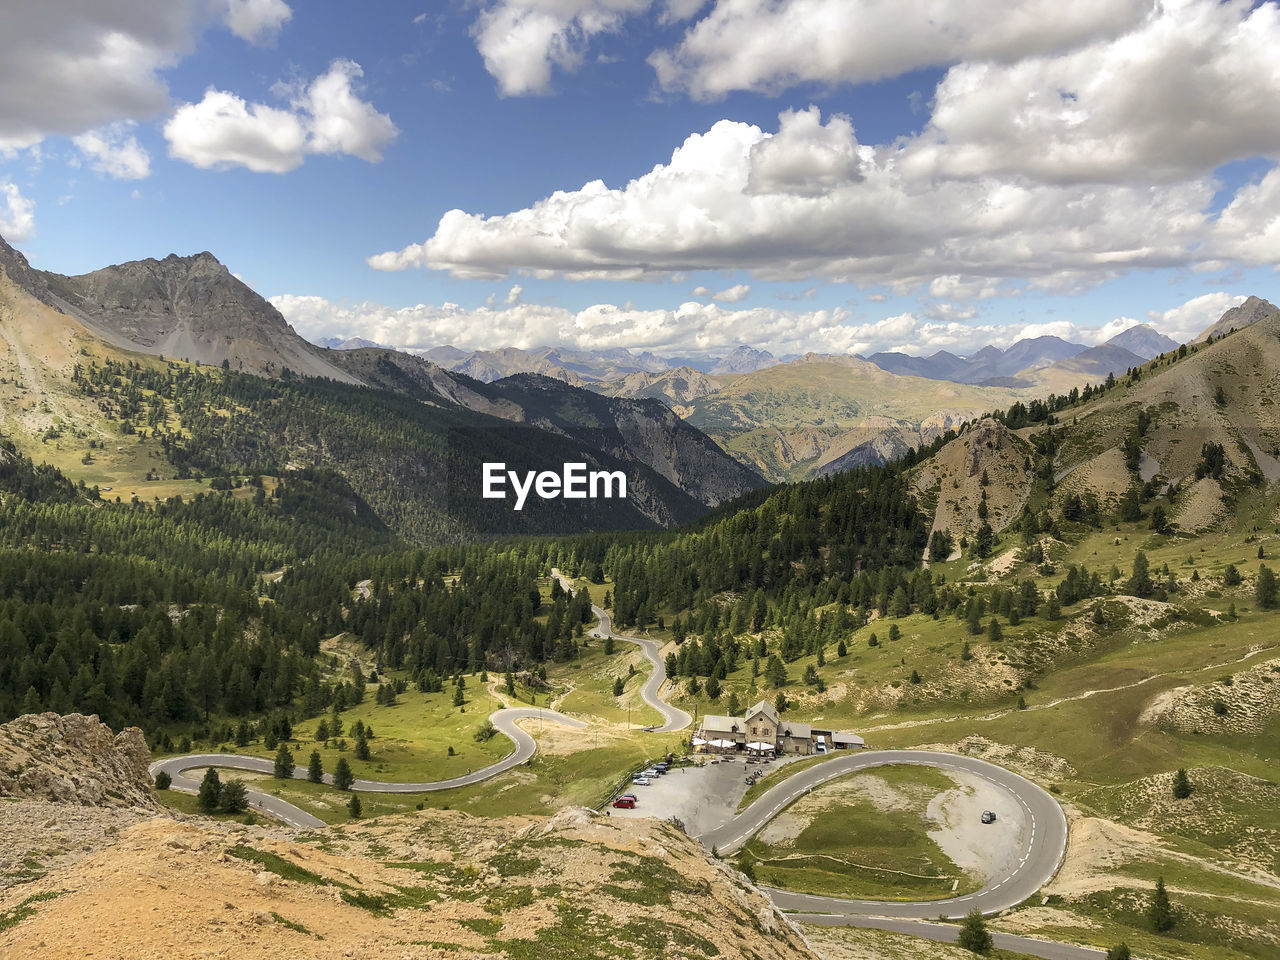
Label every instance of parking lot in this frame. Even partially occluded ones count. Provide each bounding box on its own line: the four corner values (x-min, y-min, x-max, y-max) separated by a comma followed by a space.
606, 754, 806, 837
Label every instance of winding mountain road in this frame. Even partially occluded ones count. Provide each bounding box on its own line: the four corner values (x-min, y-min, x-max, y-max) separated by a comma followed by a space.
152, 569, 1087, 959
150, 706, 587, 829
699, 750, 1068, 920
551, 568, 692, 733
548, 569, 1093, 957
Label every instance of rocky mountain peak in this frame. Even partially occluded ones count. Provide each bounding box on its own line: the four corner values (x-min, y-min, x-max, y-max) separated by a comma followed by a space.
0, 230, 56, 307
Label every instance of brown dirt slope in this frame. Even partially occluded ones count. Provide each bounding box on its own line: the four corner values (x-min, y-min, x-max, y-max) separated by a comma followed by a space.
0, 807, 817, 960
912, 417, 1034, 546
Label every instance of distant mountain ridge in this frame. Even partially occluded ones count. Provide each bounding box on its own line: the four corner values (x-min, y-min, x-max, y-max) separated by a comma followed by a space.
0, 230, 764, 539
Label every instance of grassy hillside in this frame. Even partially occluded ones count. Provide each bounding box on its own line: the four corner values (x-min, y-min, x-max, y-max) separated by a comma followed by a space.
678, 355, 1025, 481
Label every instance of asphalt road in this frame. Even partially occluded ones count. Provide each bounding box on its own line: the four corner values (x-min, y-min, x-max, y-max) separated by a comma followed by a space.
551, 568, 692, 733
149, 706, 586, 829
698, 749, 1068, 920
803, 916, 1106, 959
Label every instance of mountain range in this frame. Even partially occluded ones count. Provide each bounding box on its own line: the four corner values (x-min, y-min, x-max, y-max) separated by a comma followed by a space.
0, 232, 762, 542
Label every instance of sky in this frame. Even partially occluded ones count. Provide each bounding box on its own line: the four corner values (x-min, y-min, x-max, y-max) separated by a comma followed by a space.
2, 0, 1279, 359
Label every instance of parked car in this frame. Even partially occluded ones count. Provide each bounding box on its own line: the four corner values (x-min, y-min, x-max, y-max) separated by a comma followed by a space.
981, 810, 997, 824
632, 776, 652, 786
613, 797, 636, 809
641, 768, 661, 777
618, 793, 637, 802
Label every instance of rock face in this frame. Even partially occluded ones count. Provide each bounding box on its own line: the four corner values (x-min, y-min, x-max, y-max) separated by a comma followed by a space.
0, 233, 56, 307
1195, 295, 1279, 343
0, 713, 160, 810
40, 251, 360, 384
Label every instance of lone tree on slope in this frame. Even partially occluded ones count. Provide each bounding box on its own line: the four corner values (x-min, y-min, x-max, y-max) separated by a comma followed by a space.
274, 742, 294, 779
1148, 876, 1176, 932
957, 908, 993, 954
197, 768, 222, 813
333, 757, 355, 791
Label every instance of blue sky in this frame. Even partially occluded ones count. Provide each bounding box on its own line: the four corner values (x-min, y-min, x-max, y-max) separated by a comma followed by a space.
2, 1, 1279, 358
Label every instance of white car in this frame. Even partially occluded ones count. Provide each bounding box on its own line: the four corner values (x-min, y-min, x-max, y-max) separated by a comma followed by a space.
632, 776, 652, 786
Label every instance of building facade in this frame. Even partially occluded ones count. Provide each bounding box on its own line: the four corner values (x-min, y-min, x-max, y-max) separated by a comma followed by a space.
695, 700, 865, 756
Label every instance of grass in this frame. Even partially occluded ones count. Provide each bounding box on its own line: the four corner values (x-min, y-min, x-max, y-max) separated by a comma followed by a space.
226, 844, 331, 886
175, 681, 514, 785
736, 752, 845, 812
742, 764, 980, 901
0, 892, 60, 933
153, 786, 268, 825
550, 641, 663, 728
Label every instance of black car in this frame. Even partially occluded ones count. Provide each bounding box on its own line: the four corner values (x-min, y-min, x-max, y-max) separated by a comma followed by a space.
981, 810, 997, 824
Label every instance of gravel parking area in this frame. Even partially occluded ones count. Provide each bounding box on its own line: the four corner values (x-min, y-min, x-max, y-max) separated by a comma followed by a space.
607, 755, 805, 837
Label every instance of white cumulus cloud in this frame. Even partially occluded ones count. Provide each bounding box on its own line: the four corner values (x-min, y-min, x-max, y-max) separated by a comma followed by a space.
902, 0, 1280, 184
0, 182, 35, 241
164, 60, 396, 173
223, 0, 292, 45
471, 0, 653, 96
711, 283, 750, 302
649, 0, 1153, 100
72, 123, 151, 179
367, 106, 1216, 287
1146, 291, 1247, 342
0, 0, 195, 151
272, 289, 1236, 361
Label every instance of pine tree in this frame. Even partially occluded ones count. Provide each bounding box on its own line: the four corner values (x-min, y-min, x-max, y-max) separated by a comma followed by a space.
307, 750, 324, 783
987, 618, 1003, 642
273, 742, 294, 779
1105, 944, 1132, 960
315, 719, 330, 743
956, 908, 993, 954
219, 779, 248, 814
612, 676, 625, 696
1129, 551, 1153, 598
333, 757, 355, 791
154, 771, 172, 790
1171, 768, 1192, 799
726, 690, 741, 716
836, 638, 847, 657
348, 793, 362, 819
1148, 876, 1175, 932
197, 767, 222, 813
1257, 564, 1278, 609
20, 686, 41, 714
354, 729, 370, 761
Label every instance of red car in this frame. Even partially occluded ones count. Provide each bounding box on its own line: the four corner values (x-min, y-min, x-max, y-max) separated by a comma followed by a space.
612, 797, 636, 809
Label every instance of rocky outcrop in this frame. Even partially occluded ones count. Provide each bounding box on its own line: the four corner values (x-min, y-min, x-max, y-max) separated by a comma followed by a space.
0, 713, 160, 809
1195, 295, 1278, 343
39, 250, 360, 384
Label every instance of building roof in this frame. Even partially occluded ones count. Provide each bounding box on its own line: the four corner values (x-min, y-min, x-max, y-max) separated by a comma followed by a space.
701, 715, 741, 734
745, 700, 779, 724
780, 722, 812, 739
832, 731, 866, 746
